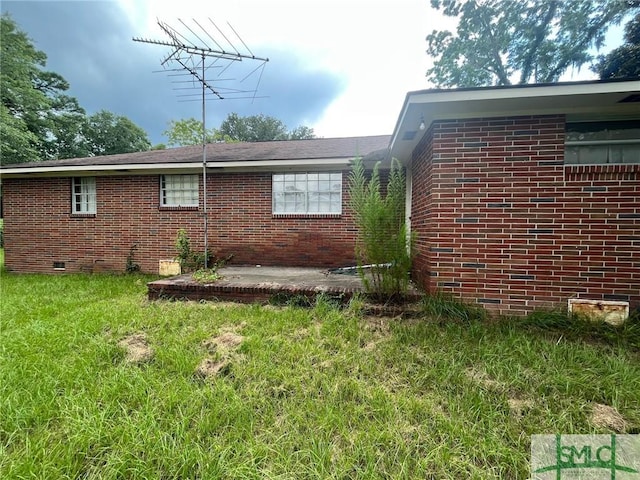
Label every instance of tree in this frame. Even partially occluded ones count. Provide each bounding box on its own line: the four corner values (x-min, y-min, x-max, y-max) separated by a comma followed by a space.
162, 118, 232, 147
0, 104, 40, 164
1, 14, 89, 164
425, 0, 638, 88
289, 125, 316, 140
163, 113, 315, 146
220, 112, 315, 142
83, 110, 151, 157
1, 13, 60, 164
594, 13, 640, 79
219, 113, 288, 142
1, 14, 151, 164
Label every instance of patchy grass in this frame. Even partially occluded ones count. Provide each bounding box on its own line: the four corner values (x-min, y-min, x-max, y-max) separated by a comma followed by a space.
1, 271, 639, 479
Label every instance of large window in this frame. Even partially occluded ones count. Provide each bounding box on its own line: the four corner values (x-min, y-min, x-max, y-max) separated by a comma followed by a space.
72, 177, 96, 214
161, 174, 199, 207
565, 121, 640, 165
273, 172, 342, 214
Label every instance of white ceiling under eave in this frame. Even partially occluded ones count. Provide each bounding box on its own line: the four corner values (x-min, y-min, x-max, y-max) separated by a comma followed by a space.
389, 79, 640, 164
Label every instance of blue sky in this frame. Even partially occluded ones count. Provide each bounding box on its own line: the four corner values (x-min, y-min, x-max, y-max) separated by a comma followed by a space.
2, 0, 627, 145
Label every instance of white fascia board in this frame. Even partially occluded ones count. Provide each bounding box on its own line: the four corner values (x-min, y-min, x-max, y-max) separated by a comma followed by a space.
390, 80, 640, 158
0, 158, 352, 176
1, 162, 201, 175
406, 80, 640, 105
210, 158, 352, 169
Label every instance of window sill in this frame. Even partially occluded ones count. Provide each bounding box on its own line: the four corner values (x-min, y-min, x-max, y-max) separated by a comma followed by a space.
159, 206, 199, 211
564, 163, 639, 180
272, 213, 342, 219
564, 163, 640, 172
71, 213, 96, 218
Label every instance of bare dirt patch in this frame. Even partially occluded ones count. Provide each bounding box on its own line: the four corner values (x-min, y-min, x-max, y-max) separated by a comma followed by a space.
291, 327, 310, 340
362, 316, 392, 335
195, 358, 230, 378
464, 368, 504, 391
360, 316, 394, 351
202, 332, 244, 353
197, 327, 245, 379
507, 398, 534, 419
118, 333, 153, 364
590, 403, 627, 432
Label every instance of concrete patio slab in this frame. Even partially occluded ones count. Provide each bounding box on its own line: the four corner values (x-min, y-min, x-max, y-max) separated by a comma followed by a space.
148, 266, 366, 303
147, 265, 421, 305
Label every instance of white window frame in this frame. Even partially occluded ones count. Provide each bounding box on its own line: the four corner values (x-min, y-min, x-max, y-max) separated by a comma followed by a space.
272, 172, 342, 215
72, 177, 96, 214
160, 174, 199, 207
565, 121, 640, 165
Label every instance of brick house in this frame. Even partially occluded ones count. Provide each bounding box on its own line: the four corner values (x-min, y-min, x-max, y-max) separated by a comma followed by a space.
390, 79, 639, 315
1, 135, 390, 273
2, 79, 639, 314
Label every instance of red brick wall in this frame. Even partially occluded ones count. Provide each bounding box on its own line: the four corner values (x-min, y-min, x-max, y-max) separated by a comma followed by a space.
410, 115, 640, 315
3, 171, 358, 274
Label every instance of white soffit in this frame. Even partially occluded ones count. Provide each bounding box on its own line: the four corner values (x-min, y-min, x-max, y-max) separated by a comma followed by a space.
390, 80, 640, 162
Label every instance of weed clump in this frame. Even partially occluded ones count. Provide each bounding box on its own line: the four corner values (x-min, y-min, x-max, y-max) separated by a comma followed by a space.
421, 291, 487, 322
348, 157, 414, 303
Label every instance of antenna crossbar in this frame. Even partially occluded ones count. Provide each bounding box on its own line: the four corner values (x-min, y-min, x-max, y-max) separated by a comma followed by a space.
133, 18, 269, 268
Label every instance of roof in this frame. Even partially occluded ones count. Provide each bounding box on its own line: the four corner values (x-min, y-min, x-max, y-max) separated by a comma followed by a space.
390, 78, 640, 162
1, 135, 391, 177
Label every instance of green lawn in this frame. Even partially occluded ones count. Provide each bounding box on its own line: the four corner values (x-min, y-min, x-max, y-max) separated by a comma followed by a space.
1, 266, 638, 479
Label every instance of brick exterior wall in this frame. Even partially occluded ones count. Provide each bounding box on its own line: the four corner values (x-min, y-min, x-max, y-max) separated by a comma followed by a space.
3, 171, 358, 274
410, 114, 640, 315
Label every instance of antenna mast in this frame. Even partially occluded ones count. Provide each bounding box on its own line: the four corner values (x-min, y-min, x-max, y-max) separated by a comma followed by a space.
133, 19, 268, 268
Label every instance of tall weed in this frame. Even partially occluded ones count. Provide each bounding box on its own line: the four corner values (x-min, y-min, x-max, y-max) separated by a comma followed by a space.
348, 157, 414, 302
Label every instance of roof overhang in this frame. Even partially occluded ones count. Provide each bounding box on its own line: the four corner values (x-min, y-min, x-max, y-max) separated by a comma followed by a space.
390, 79, 640, 163
0, 157, 355, 178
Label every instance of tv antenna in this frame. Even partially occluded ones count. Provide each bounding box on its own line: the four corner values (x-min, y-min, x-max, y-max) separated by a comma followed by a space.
133, 19, 269, 268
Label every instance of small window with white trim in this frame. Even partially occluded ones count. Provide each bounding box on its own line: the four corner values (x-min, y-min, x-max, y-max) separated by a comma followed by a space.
72, 177, 96, 214
273, 172, 342, 214
565, 121, 640, 165
160, 174, 199, 207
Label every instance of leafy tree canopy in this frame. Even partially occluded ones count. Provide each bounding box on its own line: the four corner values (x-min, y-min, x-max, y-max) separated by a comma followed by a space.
164, 113, 316, 146
1, 14, 151, 165
594, 12, 640, 79
84, 110, 151, 157
220, 113, 315, 143
425, 0, 638, 87
162, 118, 234, 147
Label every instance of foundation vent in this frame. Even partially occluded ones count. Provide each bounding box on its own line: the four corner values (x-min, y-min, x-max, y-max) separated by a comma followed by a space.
568, 298, 629, 326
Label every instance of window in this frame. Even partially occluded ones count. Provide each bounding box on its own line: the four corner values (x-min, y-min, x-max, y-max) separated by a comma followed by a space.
565, 121, 640, 165
273, 172, 342, 214
161, 174, 199, 207
72, 177, 96, 214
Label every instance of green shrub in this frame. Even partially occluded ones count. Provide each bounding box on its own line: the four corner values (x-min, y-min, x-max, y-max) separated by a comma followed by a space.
125, 244, 140, 273
174, 229, 231, 274
348, 157, 414, 302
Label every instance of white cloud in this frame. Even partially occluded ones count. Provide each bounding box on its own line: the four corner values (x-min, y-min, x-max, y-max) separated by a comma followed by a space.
119, 0, 442, 137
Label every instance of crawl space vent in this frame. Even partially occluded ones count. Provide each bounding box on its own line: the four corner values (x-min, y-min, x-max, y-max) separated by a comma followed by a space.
568, 298, 629, 326
53, 261, 66, 270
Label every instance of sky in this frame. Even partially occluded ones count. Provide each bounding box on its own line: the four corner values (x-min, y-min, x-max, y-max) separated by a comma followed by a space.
1, 0, 626, 146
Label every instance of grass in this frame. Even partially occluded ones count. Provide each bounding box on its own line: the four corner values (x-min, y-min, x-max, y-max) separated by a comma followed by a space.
1, 263, 639, 478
